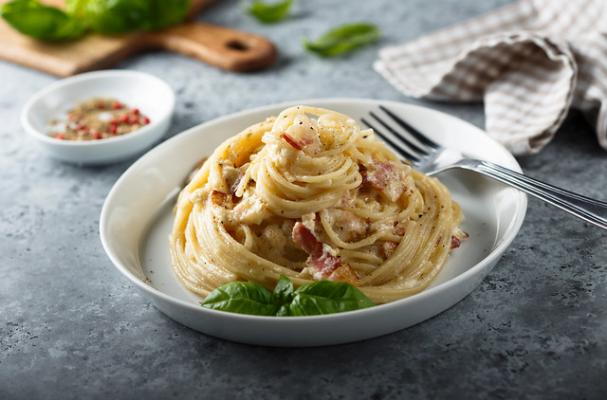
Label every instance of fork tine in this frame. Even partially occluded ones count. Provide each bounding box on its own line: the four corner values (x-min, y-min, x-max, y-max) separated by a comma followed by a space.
379, 105, 440, 149
369, 111, 429, 156
361, 118, 420, 162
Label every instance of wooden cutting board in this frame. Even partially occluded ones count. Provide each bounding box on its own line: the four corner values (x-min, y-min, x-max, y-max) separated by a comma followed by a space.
0, 0, 277, 75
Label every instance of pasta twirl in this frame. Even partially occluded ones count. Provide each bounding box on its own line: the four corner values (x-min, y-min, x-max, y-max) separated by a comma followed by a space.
170, 106, 466, 304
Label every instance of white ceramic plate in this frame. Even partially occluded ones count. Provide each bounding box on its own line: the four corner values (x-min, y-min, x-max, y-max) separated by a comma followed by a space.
100, 99, 527, 347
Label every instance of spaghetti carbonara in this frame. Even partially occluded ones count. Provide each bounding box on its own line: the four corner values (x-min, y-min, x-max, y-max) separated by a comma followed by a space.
170, 106, 466, 304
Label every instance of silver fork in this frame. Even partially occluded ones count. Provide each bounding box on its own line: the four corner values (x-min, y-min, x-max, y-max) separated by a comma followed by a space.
361, 105, 607, 230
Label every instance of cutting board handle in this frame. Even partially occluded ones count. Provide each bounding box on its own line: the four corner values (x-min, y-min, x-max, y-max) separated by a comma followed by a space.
148, 22, 277, 72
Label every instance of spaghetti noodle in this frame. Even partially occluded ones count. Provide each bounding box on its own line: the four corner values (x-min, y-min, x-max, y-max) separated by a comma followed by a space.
170, 106, 466, 304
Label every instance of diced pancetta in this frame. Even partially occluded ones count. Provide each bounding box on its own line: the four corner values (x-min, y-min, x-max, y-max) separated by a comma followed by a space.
393, 223, 406, 236
292, 222, 344, 278
210, 190, 228, 206
382, 241, 398, 258
292, 221, 323, 258
450, 230, 469, 249
328, 264, 359, 285
324, 209, 367, 241
362, 162, 406, 202
281, 133, 304, 150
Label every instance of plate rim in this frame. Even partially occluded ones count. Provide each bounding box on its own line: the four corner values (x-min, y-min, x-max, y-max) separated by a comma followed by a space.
99, 98, 528, 322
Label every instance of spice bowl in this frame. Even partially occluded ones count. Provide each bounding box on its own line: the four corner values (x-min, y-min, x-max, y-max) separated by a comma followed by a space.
22, 70, 175, 164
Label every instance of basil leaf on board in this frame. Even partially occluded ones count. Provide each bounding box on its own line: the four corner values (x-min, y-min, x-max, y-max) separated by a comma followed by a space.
288, 280, 374, 316
273, 275, 294, 304
65, 0, 87, 16
248, 0, 292, 24
71, 0, 150, 34
201, 281, 279, 316
2, 0, 192, 41
143, 0, 191, 31
304, 23, 380, 57
1, 0, 86, 41
69, 0, 190, 33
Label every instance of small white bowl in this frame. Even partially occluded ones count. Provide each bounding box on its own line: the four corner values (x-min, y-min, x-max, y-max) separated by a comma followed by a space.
22, 70, 175, 165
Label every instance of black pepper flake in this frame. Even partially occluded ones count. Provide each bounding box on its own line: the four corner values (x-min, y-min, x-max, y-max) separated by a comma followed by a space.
299, 121, 303, 125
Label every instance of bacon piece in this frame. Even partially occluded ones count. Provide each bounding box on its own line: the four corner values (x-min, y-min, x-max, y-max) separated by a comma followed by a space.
450, 231, 469, 249
363, 162, 392, 190
281, 133, 304, 150
358, 165, 368, 188
394, 223, 406, 236
310, 250, 342, 276
210, 190, 241, 208
328, 264, 359, 285
210, 190, 228, 206
382, 241, 398, 258
362, 162, 405, 202
292, 222, 342, 277
292, 222, 323, 258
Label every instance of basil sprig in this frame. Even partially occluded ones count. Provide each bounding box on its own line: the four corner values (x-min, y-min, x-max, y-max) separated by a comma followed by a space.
1, 0, 86, 41
247, 0, 293, 24
287, 280, 374, 316
0, 0, 191, 41
305, 23, 380, 57
201, 276, 374, 316
67, 0, 191, 34
201, 281, 280, 316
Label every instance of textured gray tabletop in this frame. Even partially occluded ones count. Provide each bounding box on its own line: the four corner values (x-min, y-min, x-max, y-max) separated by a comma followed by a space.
2, 0, 606, 399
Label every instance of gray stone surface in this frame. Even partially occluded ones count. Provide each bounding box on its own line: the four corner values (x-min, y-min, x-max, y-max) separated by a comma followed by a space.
1, 0, 606, 399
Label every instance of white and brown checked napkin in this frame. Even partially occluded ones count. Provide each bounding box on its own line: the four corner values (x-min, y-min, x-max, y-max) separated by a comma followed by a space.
375, 0, 607, 155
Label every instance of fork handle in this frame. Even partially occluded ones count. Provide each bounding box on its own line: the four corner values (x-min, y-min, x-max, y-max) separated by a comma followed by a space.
456, 159, 607, 230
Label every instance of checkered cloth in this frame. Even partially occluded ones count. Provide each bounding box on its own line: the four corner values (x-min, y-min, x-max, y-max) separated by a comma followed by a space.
375, 0, 607, 155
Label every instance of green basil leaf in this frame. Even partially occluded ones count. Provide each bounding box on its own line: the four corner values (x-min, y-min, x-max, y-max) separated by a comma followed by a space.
288, 280, 374, 316
273, 275, 294, 304
276, 304, 291, 316
65, 0, 87, 15
1, 0, 86, 41
304, 23, 380, 57
67, 0, 191, 34
248, 0, 292, 24
74, 0, 150, 34
201, 281, 279, 316
141, 0, 191, 31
